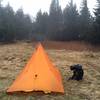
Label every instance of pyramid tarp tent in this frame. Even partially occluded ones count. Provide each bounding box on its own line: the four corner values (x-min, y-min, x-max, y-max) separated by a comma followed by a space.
7, 43, 64, 93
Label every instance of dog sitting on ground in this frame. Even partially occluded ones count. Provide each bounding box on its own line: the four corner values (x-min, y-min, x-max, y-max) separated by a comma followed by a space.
68, 64, 84, 81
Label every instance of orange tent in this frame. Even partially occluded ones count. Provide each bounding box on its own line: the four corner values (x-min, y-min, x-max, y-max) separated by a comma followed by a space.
7, 43, 64, 93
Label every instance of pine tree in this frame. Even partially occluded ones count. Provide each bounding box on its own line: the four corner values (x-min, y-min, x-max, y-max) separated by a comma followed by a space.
0, 3, 15, 42
79, 0, 91, 40
93, 0, 100, 43
15, 8, 32, 40
49, 0, 63, 40
63, 0, 79, 40
34, 10, 49, 41
0, 0, 3, 6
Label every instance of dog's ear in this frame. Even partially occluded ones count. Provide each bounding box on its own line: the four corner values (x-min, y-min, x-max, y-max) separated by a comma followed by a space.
70, 65, 73, 70
70, 66, 72, 70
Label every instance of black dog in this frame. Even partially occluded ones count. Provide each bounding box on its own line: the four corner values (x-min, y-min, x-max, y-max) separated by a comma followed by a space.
68, 64, 84, 81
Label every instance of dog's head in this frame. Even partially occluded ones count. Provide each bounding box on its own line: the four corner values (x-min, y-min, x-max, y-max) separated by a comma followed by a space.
70, 64, 82, 70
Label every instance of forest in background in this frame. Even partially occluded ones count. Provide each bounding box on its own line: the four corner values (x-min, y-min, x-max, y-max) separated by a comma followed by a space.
0, 0, 100, 44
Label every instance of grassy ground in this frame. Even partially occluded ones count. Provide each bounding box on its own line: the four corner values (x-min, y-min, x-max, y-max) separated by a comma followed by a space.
0, 42, 100, 100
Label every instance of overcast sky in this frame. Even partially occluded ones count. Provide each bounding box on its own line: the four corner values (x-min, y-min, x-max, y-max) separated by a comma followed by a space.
2, 0, 97, 17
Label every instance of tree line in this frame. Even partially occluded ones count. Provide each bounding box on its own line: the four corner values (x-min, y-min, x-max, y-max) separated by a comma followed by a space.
0, 0, 100, 44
